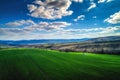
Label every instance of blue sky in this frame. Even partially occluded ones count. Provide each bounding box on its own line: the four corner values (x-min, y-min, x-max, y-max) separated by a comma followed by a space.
0, 0, 120, 40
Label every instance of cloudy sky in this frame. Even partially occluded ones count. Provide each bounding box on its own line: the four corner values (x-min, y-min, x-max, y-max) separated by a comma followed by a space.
0, 0, 120, 40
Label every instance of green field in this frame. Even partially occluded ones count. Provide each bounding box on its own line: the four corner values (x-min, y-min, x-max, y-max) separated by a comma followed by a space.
0, 48, 120, 80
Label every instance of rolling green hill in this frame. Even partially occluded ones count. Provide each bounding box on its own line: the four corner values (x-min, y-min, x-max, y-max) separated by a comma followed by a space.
0, 48, 120, 80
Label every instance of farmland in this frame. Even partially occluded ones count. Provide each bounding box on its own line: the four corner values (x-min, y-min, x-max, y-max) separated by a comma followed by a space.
0, 48, 120, 80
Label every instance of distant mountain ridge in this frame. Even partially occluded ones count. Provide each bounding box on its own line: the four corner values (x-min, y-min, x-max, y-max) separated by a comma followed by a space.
0, 38, 89, 46
86, 36, 120, 42
0, 36, 120, 46
20, 36, 120, 54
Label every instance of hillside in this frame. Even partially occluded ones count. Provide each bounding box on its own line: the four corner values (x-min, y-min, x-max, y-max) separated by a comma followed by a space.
0, 36, 120, 46
0, 48, 120, 80
22, 40, 120, 54
1, 36, 120, 54
86, 36, 120, 42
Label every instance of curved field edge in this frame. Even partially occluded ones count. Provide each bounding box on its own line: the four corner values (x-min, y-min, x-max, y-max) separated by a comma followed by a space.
0, 48, 120, 80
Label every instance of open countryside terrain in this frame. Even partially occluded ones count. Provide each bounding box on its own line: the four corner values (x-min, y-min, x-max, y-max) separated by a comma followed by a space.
21, 40, 120, 54
1, 36, 120, 54
0, 48, 120, 80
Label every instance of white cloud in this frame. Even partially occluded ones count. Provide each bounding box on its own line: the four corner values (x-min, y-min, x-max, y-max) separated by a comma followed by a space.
0, 25, 120, 40
5, 20, 35, 27
27, 5, 37, 12
27, 0, 73, 20
87, 2, 96, 11
61, 26, 120, 33
1, 20, 120, 40
0, 20, 72, 40
98, 0, 106, 3
58, 26, 120, 38
55, 26, 120, 39
99, 26, 120, 34
98, 0, 113, 3
106, 0, 113, 2
104, 11, 120, 24
72, 0, 83, 3
93, 16, 97, 19
74, 15, 85, 22
3, 20, 71, 32
35, 21, 71, 31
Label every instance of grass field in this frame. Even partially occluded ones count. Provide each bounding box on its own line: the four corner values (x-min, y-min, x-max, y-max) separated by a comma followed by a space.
0, 48, 120, 80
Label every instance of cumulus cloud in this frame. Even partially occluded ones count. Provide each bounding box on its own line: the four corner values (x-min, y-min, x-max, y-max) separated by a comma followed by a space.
92, 16, 97, 19
3, 20, 71, 33
87, 2, 96, 11
98, 0, 113, 3
27, 0, 73, 20
72, 0, 83, 3
60, 26, 120, 38
0, 21, 72, 40
104, 11, 120, 24
33, 21, 71, 31
1, 25, 120, 40
55, 26, 120, 39
74, 15, 85, 22
98, 0, 106, 3
106, 0, 113, 2
61, 26, 120, 33
99, 26, 120, 34
5, 20, 35, 27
